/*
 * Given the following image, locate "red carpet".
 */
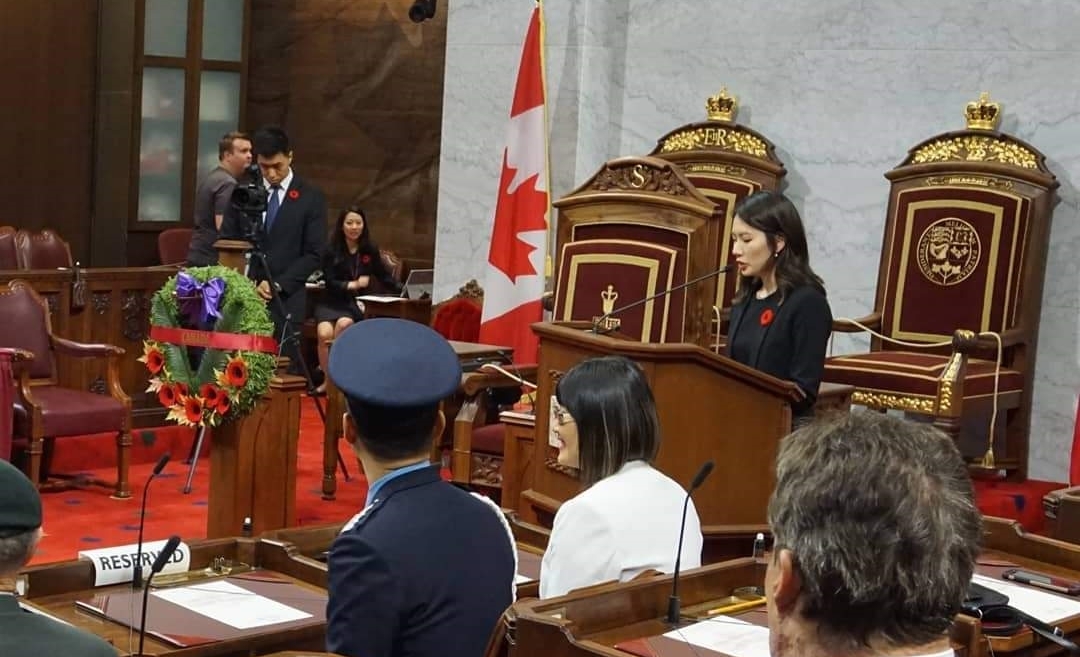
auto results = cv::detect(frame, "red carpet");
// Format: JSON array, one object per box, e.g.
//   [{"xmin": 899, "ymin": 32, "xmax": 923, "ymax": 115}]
[{"xmin": 30, "ymin": 397, "xmax": 378, "ymax": 565}]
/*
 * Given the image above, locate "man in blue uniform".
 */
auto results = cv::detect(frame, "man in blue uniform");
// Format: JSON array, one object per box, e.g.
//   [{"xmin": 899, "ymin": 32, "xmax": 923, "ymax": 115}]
[
  {"xmin": 0, "ymin": 460, "xmax": 116, "ymax": 656},
  {"xmin": 325, "ymin": 318, "xmax": 516, "ymax": 657}
]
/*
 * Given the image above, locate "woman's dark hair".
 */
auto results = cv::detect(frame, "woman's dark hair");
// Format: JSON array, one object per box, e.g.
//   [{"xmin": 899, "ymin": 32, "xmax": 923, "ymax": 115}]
[
  {"xmin": 328, "ymin": 205, "xmax": 374, "ymax": 263},
  {"xmin": 554, "ymin": 356, "xmax": 660, "ymax": 486},
  {"xmin": 731, "ymin": 190, "xmax": 826, "ymax": 305}
]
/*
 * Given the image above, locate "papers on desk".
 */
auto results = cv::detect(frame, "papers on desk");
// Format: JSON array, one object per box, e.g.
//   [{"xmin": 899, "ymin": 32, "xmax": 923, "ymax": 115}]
[
  {"xmin": 664, "ymin": 617, "xmax": 771, "ymax": 657},
  {"xmin": 972, "ymin": 574, "xmax": 1080, "ymax": 624},
  {"xmin": 151, "ymin": 580, "xmax": 312, "ymax": 630},
  {"xmin": 515, "ymin": 573, "xmax": 535, "ymax": 584},
  {"xmin": 356, "ymin": 294, "xmax": 407, "ymax": 303}
]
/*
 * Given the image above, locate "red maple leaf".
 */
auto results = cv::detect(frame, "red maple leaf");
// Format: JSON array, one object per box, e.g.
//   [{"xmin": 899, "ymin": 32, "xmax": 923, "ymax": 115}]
[{"xmin": 488, "ymin": 151, "xmax": 548, "ymax": 281}]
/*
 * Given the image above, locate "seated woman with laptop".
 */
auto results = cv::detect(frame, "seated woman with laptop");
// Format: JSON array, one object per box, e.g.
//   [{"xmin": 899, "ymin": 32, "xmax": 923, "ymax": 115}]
[{"xmin": 313, "ymin": 206, "xmax": 401, "ymax": 394}]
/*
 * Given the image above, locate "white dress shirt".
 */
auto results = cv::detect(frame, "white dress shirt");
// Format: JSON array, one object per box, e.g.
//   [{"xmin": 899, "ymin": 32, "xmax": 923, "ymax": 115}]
[
  {"xmin": 539, "ymin": 460, "xmax": 703, "ymax": 599},
  {"xmin": 262, "ymin": 168, "xmax": 294, "ymax": 226}
]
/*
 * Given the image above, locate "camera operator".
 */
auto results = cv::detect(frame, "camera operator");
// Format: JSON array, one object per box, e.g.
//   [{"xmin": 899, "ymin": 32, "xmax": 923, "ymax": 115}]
[
  {"xmin": 240, "ymin": 126, "xmax": 326, "ymax": 374},
  {"xmin": 186, "ymin": 131, "xmax": 252, "ymax": 266}
]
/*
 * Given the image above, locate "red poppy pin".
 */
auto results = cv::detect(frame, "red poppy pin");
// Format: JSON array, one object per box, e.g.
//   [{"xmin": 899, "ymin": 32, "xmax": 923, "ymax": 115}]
[
  {"xmin": 287, "ymin": 189, "xmax": 300, "ymax": 200},
  {"xmin": 759, "ymin": 308, "xmax": 775, "ymax": 327},
  {"xmin": 361, "ymin": 254, "xmax": 371, "ymax": 265}
]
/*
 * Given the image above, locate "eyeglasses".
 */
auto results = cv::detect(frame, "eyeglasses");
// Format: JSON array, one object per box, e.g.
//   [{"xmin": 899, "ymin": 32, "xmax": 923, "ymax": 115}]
[{"xmin": 553, "ymin": 405, "xmax": 575, "ymax": 426}]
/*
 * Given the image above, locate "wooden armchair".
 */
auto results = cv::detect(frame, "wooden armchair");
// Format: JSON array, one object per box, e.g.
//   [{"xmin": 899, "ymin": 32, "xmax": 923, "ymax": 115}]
[
  {"xmin": 822, "ymin": 93, "xmax": 1059, "ymax": 479},
  {"xmin": 0, "ymin": 280, "xmax": 132, "ymax": 498},
  {"xmin": 157, "ymin": 227, "xmax": 193, "ymax": 266}
]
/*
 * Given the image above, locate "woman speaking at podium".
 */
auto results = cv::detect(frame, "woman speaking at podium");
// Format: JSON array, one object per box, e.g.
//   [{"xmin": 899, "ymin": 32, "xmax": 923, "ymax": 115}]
[
  {"xmin": 539, "ymin": 356, "xmax": 703, "ymax": 599},
  {"xmin": 727, "ymin": 191, "xmax": 832, "ymax": 428}
]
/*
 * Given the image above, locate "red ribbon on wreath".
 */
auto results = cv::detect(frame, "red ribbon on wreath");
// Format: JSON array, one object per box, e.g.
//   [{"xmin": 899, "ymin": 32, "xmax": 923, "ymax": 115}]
[{"xmin": 149, "ymin": 326, "xmax": 279, "ymax": 353}]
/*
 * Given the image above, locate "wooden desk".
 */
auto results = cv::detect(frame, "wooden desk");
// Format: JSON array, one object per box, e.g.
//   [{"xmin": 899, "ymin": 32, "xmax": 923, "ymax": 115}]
[
  {"xmin": 361, "ymin": 297, "xmax": 432, "ymax": 324},
  {"xmin": 499, "ymin": 411, "xmax": 536, "ymax": 513},
  {"xmin": 259, "ymin": 514, "xmax": 547, "ymax": 599},
  {"xmin": 320, "ymin": 340, "xmax": 511, "ymax": 500},
  {"xmin": 19, "ymin": 536, "xmax": 329, "ymax": 657},
  {"xmin": 502, "ymin": 516, "xmax": 1080, "ymax": 657}
]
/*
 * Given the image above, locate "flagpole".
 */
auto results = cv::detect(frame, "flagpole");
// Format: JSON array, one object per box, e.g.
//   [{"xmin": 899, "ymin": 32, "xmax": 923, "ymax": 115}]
[{"xmin": 536, "ymin": 0, "xmax": 555, "ymax": 289}]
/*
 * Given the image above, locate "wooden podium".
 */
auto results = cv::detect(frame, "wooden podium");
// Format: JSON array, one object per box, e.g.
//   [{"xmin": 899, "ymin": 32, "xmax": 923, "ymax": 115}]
[
  {"xmin": 517, "ymin": 321, "xmax": 802, "ymax": 535},
  {"xmin": 207, "ymin": 373, "xmax": 307, "ymax": 538}
]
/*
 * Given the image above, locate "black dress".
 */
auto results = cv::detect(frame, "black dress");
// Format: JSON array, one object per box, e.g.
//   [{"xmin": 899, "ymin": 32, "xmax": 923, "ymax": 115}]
[
  {"xmin": 727, "ymin": 283, "xmax": 832, "ymax": 423},
  {"xmin": 314, "ymin": 243, "xmax": 400, "ymax": 324}
]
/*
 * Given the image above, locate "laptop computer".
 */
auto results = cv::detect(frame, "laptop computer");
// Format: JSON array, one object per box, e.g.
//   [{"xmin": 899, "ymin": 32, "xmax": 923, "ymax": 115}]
[{"xmin": 401, "ymin": 268, "xmax": 434, "ymax": 300}]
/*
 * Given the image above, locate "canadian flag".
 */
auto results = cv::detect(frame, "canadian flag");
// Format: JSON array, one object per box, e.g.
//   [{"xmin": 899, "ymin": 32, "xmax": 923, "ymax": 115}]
[{"xmin": 477, "ymin": 3, "xmax": 549, "ymax": 364}]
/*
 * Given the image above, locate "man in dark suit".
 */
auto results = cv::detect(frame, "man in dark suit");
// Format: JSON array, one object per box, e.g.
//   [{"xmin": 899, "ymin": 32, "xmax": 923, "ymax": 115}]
[
  {"xmin": 248, "ymin": 126, "xmax": 326, "ymax": 374},
  {"xmin": 325, "ymin": 318, "xmax": 517, "ymax": 657},
  {"xmin": 0, "ymin": 460, "xmax": 115, "ymax": 656}
]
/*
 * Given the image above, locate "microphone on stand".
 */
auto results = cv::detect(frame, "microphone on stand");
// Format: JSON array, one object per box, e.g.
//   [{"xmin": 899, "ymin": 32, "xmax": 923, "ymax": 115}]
[
  {"xmin": 137, "ymin": 535, "xmax": 182, "ymax": 657},
  {"xmin": 591, "ymin": 264, "xmax": 734, "ymax": 335},
  {"xmin": 133, "ymin": 453, "xmax": 171, "ymax": 589},
  {"xmin": 667, "ymin": 460, "xmax": 715, "ymax": 625}
]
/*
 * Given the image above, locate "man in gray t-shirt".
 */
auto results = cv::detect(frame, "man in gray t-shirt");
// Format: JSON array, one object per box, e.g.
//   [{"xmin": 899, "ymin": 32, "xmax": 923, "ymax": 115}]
[{"xmin": 185, "ymin": 131, "xmax": 252, "ymax": 266}]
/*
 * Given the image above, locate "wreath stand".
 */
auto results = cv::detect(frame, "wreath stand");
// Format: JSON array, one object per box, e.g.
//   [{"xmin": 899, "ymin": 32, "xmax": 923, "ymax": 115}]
[{"xmin": 198, "ymin": 239, "xmax": 308, "ymax": 538}]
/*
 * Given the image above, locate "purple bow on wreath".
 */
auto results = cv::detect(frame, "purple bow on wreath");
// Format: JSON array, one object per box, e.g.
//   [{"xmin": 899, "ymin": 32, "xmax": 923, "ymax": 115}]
[{"xmin": 176, "ymin": 272, "xmax": 226, "ymax": 327}]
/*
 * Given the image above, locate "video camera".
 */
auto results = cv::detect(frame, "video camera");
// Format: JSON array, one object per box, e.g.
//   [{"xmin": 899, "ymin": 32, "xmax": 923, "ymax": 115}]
[{"xmin": 231, "ymin": 163, "xmax": 268, "ymax": 216}]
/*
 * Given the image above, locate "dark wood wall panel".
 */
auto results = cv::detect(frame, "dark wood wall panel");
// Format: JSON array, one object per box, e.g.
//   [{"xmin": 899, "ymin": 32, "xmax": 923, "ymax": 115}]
[
  {"xmin": 0, "ymin": 0, "xmax": 99, "ymax": 264},
  {"xmin": 246, "ymin": 0, "xmax": 446, "ymax": 266}
]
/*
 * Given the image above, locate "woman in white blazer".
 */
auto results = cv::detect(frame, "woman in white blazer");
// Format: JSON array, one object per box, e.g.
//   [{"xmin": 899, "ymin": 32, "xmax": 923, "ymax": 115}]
[{"xmin": 539, "ymin": 356, "xmax": 704, "ymax": 599}]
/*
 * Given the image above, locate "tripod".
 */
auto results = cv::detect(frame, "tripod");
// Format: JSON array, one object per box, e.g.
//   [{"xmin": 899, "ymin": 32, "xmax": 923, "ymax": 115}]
[{"xmin": 182, "ymin": 234, "xmax": 352, "ymax": 493}]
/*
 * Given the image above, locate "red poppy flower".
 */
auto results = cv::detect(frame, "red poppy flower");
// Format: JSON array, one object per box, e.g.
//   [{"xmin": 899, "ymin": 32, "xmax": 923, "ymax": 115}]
[
  {"xmin": 216, "ymin": 395, "xmax": 231, "ymax": 415},
  {"xmin": 361, "ymin": 254, "xmax": 371, "ymax": 265},
  {"xmin": 158, "ymin": 383, "xmax": 178, "ymax": 407},
  {"xmin": 760, "ymin": 308, "xmax": 775, "ymax": 327},
  {"xmin": 226, "ymin": 357, "xmax": 248, "ymax": 387},
  {"xmin": 184, "ymin": 396, "xmax": 204, "ymax": 424},
  {"xmin": 145, "ymin": 348, "xmax": 164, "ymax": 375},
  {"xmin": 199, "ymin": 383, "xmax": 222, "ymax": 407},
  {"xmin": 287, "ymin": 189, "xmax": 300, "ymax": 200}
]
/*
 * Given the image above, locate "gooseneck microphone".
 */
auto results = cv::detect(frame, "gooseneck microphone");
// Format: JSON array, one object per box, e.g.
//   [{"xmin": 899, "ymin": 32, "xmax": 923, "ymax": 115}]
[
  {"xmin": 591, "ymin": 264, "xmax": 735, "ymax": 335},
  {"xmin": 133, "ymin": 452, "xmax": 171, "ymax": 589},
  {"xmin": 138, "ymin": 534, "xmax": 182, "ymax": 657},
  {"xmin": 667, "ymin": 460, "xmax": 715, "ymax": 625}
]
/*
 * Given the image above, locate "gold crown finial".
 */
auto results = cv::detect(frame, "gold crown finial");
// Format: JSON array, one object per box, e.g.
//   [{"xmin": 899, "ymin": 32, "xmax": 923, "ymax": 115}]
[
  {"xmin": 965, "ymin": 92, "xmax": 1001, "ymax": 131},
  {"xmin": 706, "ymin": 87, "xmax": 738, "ymax": 122}
]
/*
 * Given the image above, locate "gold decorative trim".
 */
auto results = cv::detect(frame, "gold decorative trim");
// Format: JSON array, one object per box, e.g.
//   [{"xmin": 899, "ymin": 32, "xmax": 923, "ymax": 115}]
[
  {"xmin": 684, "ymin": 163, "xmax": 748, "ymax": 177},
  {"xmin": 911, "ymin": 135, "xmax": 1036, "ymax": 169},
  {"xmin": 851, "ymin": 390, "xmax": 936, "ymax": 414},
  {"xmin": 659, "ymin": 126, "xmax": 768, "ymax": 159},
  {"xmin": 591, "ymin": 163, "xmax": 688, "ymax": 196},
  {"xmin": 965, "ymin": 92, "xmax": 1001, "ymax": 131},
  {"xmin": 924, "ymin": 176, "xmax": 1014, "ymax": 191},
  {"xmin": 937, "ymin": 350, "xmax": 965, "ymax": 414},
  {"xmin": 562, "ymin": 251, "xmax": 664, "ymax": 341}
]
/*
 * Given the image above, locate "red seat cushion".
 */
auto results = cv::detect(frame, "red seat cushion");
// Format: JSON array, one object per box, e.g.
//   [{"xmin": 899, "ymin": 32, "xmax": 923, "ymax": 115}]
[
  {"xmin": 471, "ymin": 422, "xmax": 505, "ymax": 455},
  {"xmin": 13, "ymin": 386, "xmax": 125, "ymax": 438},
  {"xmin": 824, "ymin": 351, "xmax": 1022, "ymax": 398},
  {"xmin": 432, "ymin": 298, "xmax": 481, "ymax": 342}
]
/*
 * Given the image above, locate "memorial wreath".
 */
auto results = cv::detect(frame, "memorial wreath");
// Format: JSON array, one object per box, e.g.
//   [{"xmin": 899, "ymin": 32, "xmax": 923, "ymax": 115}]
[{"xmin": 139, "ymin": 266, "xmax": 278, "ymax": 428}]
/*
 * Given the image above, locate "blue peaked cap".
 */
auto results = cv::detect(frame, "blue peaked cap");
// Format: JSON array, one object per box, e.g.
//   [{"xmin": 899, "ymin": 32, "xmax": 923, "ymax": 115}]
[{"xmin": 328, "ymin": 318, "xmax": 461, "ymax": 407}]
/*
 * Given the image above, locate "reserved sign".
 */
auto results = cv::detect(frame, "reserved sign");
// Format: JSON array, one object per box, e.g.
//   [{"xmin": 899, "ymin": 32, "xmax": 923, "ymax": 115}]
[{"xmin": 78, "ymin": 539, "xmax": 192, "ymax": 586}]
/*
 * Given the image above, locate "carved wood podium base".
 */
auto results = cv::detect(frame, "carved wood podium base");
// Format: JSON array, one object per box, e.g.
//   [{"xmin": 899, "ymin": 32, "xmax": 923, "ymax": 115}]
[{"xmin": 207, "ymin": 373, "xmax": 307, "ymax": 539}]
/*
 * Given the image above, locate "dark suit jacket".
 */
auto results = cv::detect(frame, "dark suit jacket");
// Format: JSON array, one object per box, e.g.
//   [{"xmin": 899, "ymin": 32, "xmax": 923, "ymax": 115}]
[
  {"xmin": 727, "ymin": 283, "xmax": 832, "ymax": 416},
  {"xmin": 326, "ymin": 465, "xmax": 516, "ymax": 657},
  {"xmin": 0, "ymin": 594, "xmax": 115, "ymax": 656},
  {"xmin": 245, "ymin": 174, "xmax": 327, "ymax": 323}
]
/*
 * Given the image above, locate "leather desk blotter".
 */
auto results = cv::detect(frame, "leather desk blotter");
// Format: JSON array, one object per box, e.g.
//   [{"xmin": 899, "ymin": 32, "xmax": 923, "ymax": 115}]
[{"xmin": 75, "ymin": 570, "xmax": 327, "ymax": 647}]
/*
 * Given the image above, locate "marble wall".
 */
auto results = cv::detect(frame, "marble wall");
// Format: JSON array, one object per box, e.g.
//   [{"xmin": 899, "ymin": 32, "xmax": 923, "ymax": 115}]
[{"xmin": 435, "ymin": 0, "xmax": 1080, "ymax": 482}]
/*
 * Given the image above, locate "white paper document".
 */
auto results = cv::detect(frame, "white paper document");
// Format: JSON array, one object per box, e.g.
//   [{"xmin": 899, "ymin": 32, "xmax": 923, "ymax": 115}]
[
  {"xmin": 515, "ymin": 573, "xmax": 535, "ymax": 584},
  {"xmin": 151, "ymin": 580, "xmax": 312, "ymax": 630},
  {"xmin": 664, "ymin": 617, "xmax": 771, "ymax": 657},
  {"xmin": 356, "ymin": 295, "xmax": 406, "ymax": 303},
  {"xmin": 972, "ymin": 574, "xmax": 1080, "ymax": 624}
]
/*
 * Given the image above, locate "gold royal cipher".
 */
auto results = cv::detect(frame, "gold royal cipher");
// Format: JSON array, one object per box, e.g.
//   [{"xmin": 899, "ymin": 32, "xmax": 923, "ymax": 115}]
[{"xmin": 593, "ymin": 284, "xmax": 621, "ymax": 332}]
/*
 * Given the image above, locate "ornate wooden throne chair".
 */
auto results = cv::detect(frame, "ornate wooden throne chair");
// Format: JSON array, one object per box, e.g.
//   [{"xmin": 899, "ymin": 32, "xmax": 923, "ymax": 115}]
[
  {"xmin": 649, "ymin": 87, "xmax": 787, "ymax": 343},
  {"xmin": 550, "ymin": 156, "xmax": 727, "ymax": 349},
  {"xmin": 823, "ymin": 93, "xmax": 1059, "ymax": 479}
]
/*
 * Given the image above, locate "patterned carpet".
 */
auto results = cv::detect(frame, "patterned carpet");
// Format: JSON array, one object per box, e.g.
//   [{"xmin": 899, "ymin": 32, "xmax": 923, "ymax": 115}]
[{"xmin": 30, "ymin": 397, "xmax": 375, "ymax": 565}]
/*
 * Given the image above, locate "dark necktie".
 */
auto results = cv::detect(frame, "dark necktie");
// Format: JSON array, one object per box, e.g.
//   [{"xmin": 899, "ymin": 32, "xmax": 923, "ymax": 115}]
[{"xmin": 265, "ymin": 184, "xmax": 282, "ymax": 232}]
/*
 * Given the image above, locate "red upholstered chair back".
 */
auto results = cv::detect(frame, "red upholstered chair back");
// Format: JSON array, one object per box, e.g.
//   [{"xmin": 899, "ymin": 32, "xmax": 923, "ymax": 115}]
[
  {"xmin": 431, "ymin": 280, "xmax": 484, "ymax": 342},
  {"xmin": 0, "ymin": 349, "xmax": 14, "ymax": 461},
  {"xmin": 0, "ymin": 281, "xmax": 56, "ymax": 381},
  {"xmin": 15, "ymin": 229, "xmax": 73, "ymax": 269},
  {"xmin": 158, "ymin": 228, "xmax": 193, "ymax": 266},
  {"xmin": 0, "ymin": 227, "xmax": 18, "ymax": 270}
]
